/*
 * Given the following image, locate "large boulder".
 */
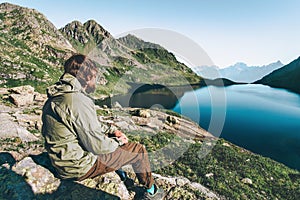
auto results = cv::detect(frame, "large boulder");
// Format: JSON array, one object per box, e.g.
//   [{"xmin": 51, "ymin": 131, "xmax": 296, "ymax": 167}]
[
  {"xmin": 9, "ymin": 85, "xmax": 35, "ymax": 107},
  {"xmin": 13, "ymin": 157, "xmax": 61, "ymax": 194},
  {"xmin": 0, "ymin": 154, "xmax": 122, "ymax": 200},
  {"xmin": 0, "ymin": 106, "xmax": 39, "ymax": 142}
]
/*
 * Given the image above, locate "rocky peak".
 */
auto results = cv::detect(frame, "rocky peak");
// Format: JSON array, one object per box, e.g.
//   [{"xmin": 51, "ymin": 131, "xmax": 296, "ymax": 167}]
[
  {"xmin": 60, "ymin": 19, "xmax": 111, "ymax": 46},
  {"xmin": 84, "ymin": 19, "xmax": 111, "ymax": 39},
  {"xmin": 65, "ymin": 20, "xmax": 83, "ymax": 30},
  {"xmin": 60, "ymin": 21, "xmax": 87, "ymax": 44}
]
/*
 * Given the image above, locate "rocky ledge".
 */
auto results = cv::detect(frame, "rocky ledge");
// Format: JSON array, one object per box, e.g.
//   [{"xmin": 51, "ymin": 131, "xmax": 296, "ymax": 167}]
[{"xmin": 0, "ymin": 85, "xmax": 222, "ymax": 200}]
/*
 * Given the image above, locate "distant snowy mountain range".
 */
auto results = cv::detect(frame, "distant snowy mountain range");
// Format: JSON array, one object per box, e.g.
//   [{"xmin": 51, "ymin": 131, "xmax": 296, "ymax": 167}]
[{"xmin": 192, "ymin": 61, "xmax": 284, "ymax": 83}]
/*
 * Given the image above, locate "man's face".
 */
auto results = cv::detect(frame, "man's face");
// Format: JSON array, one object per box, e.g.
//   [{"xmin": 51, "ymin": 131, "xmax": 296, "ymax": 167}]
[{"xmin": 85, "ymin": 71, "xmax": 97, "ymax": 94}]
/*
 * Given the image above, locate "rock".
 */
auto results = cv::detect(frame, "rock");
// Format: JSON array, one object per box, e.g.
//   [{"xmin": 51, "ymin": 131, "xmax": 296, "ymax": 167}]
[
  {"xmin": 7, "ymin": 85, "xmax": 36, "ymax": 107},
  {"xmin": 138, "ymin": 109, "xmax": 151, "ymax": 118},
  {"xmin": 1, "ymin": 154, "xmax": 125, "ymax": 199},
  {"xmin": 190, "ymin": 182, "xmax": 221, "ymax": 200},
  {"xmin": 34, "ymin": 92, "xmax": 47, "ymax": 103},
  {"xmin": 92, "ymin": 172, "xmax": 131, "ymax": 200},
  {"xmin": 98, "ymin": 76, "xmax": 108, "ymax": 85},
  {"xmin": 145, "ymin": 122, "xmax": 160, "ymax": 130},
  {"xmin": 12, "ymin": 157, "xmax": 61, "ymax": 194},
  {"xmin": 151, "ymin": 173, "xmax": 221, "ymax": 200},
  {"xmin": 14, "ymin": 72, "xmax": 27, "ymax": 80},
  {"xmin": 166, "ymin": 186, "xmax": 198, "ymax": 200},
  {"xmin": 131, "ymin": 109, "xmax": 151, "ymax": 118},
  {"xmin": 15, "ymin": 127, "xmax": 39, "ymax": 142},
  {"xmin": 176, "ymin": 177, "xmax": 190, "ymax": 186},
  {"xmin": 9, "ymin": 85, "xmax": 35, "ymax": 95},
  {"xmin": 12, "ymin": 111, "xmax": 42, "ymax": 131},
  {"xmin": 112, "ymin": 101, "xmax": 123, "ymax": 109},
  {"xmin": 166, "ymin": 115, "xmax": 178, "ymax": 125},
  {"xmin": 152, "ymin": 173, "xmax": 177, "ymax": 185},
  {"xmin": 9, "ymin": 93, "xmax": 35, "ymax": 107},
  {"xmin": 205, "ymin": 173, "xmax": 214, "ymax": 178},
  {"xmin": 114, "ymin": 120, "xmax": 137, "ymax": 132},
  {"xmin": 222, "ymin": 142, "xmax": 231, "ymax": 147},
  {"xmin": 0, "ymin": 165, "xmax": 35, "ymax": 199},
  {"xmin": 9, "ymin": 151, "xmax": 24, "ymax": 161},
  {"xmin": 0, "ymin": 112, "xmax": 39, "ymax": 142},
  {"xmin": 241, "ymin": 178, "xmax": 253, "ymax": 185},
  {"xmin": 0, "ymin": 88, "xmax": 8, "ymax": 95}
]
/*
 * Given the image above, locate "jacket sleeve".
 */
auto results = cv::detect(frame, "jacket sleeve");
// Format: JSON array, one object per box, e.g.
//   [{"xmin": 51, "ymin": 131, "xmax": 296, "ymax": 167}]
[{"xmin": 71, "ymin": 94, "xmax": 120, "ymax": 155}]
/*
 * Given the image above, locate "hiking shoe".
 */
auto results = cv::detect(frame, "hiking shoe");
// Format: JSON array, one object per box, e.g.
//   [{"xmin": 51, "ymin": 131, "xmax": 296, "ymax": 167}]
[
  {"xmin": 141, "ymin": 185, "xmax": 165, "ymax": 200},
  {"xmin": 123, "ymin": 177, "xmax": 135, "ymax": 189}
]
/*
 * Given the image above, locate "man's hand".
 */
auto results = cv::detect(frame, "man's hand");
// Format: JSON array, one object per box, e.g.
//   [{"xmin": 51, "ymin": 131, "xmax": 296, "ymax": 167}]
[{"xmin": 114, "ymin": 130, "xmax": 128, "ymax": 144}]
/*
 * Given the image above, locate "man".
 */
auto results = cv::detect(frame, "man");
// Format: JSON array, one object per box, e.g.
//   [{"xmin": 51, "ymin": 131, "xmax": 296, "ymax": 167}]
[{"xmin": 42, "ymin": 54, "xmax": 165, "ymax": 199}]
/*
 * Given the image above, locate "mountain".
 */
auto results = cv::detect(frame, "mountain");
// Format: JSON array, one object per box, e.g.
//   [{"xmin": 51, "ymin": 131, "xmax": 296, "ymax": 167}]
[
  {"xmin": 0, "ymin": 3, "xmax": 74, "ymax": 92},
  {"xmin": 117, "ymin": 34, "xmax": 163, "ymax": 50},
  {"xmin": 0, "ymin": 2, "xmax": 201, "ymax": 96},
  {"xmin": 256, "ymin": 57, "xmax": 300, "ymax": 93},
  {"xmin": 59, "ymin": 20, "xmax": 112, "ymax": 55},
  {"xmin": 194, "ymin": 61, "xmax": 283, "ymax": 83},
  {"xmin": 60, "ymin": 22, "xmax": 201, "ymax": 96}
]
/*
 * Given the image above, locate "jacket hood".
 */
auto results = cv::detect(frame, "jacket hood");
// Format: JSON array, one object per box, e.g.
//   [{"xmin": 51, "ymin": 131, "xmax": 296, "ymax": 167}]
[{"xmin": 46, "ymin": 73, "xmax": 83, "ymax": 98}]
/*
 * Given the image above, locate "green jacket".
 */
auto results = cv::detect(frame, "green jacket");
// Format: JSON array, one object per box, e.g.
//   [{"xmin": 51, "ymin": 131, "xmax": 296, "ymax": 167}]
[{"xmin": 42, "ymin": 73, "xmax": 119, "ymax": 179}]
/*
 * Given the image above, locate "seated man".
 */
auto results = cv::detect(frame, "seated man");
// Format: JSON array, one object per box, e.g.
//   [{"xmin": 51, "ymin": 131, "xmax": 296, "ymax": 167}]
[{"xmin": 42, "ymin": 54, "xmax": 165, "ymax": 200}]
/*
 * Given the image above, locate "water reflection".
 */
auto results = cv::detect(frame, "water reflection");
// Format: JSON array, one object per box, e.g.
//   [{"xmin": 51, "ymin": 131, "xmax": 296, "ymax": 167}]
[
  {"xmin": 97, "ymin": 83, "xmax": 199, "ymax": 109},
  {"xmin": 97, "ymin": 83, "xmax": 300, "ymax": 170}
]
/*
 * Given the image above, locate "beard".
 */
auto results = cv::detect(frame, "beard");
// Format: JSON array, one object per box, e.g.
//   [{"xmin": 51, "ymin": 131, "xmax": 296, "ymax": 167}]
[{"xmin": 85, "ymin": 84, "xmax": 96, "ymax": 94}]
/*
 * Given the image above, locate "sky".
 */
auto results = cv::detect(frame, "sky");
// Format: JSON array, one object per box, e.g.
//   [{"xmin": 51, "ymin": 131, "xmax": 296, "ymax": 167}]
[{"xmin": 1, "ymin": 0, "xmax": 300, "ymax": 68}]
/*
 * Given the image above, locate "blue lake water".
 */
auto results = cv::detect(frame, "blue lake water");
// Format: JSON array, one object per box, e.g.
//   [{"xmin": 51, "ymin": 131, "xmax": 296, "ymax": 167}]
[{"xmin": 172, "ymin": 84, "xmax": 300, "ymax": 170}]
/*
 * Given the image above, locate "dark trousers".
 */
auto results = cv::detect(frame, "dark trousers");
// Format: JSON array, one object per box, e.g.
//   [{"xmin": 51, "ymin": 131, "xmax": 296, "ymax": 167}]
[{"xmin": 78, "ymin": 142, "xmax": 154, "ymax": 189}]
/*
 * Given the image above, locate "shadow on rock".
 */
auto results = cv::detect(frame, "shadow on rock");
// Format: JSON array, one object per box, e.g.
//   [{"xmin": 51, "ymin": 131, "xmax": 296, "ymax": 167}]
[
  {"xmin": 0, "ymin": 152, "xmax": 16, "ymax": 169},
  {"xmin": 0, "ymin": 152, "xmax": 120, "ymax": 200},
  {"xmin": 40, "ymin": 179, "xmax": 121, "ymax": 200},
  {"xmin": 30, "ymin": 152, "xmax": 58, "ymax": 177},
  {"xmin": 0, "ymin": 152, "xmax": 35, "ymax": 199}
]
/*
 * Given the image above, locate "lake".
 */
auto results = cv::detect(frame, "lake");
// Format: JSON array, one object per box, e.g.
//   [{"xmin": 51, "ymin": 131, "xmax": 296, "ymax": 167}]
[
  {"xmin": 102, "ymin": 83, "xmax": 300, "ymax": 170},
  {"xmin": 172, "ymin": 84, "xmax": 300, "ymax": 170}
]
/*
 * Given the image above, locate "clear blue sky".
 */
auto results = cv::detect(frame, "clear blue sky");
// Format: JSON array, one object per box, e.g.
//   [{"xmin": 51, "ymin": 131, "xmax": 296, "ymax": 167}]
[{"xmin": 1, "ymin": 0, "xmax": 300, "ymax": 68}]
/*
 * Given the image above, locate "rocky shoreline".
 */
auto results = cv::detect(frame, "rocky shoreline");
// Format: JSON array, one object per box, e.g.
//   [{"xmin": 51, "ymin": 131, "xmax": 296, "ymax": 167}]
[{"xmin": 0, "ymin": 85, "xmax": 222, "ymax": 200}]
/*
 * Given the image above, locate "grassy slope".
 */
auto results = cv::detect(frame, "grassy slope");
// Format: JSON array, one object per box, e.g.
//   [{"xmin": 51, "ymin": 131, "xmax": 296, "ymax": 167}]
[
  {"xmin": 257, "ymin": 57, "xmax": 300, "ymax": 93},
  {"xmin": 60, "ymin": 25, "xmax": 202, "ymax": 96},
  {"xmin": 127, "ymin": 131, "xmax": 300, "ymax": 199},
  {"xmin": 0, "ymin": 4, "xmax": 70, "ymax": 93}
]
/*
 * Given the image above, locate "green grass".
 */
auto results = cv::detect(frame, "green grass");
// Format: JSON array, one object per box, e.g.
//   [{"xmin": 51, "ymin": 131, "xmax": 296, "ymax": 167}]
[
  {"xmin": 0, "ymin": 137, "xmax": 44, "ymax": 152},
  {"xmin": 163, "ymin": 139, "xmax": 300, "ymax": 199},
  {"xmin": 126, "ymin": 131, "xmax": 300, "ymax": 199},
  {"xmin": 22, "ymin": 107, "xmax": 39, "ymax": 115},
  {"xmin": 96, "ymin": 109, "xmax": 110, "ymax": 116},
  {"xmin": 9, "ymin": 38, "xmax": 31, "ymax": 52},
  {"xmin": 0, "ymin": 12, "xmax": 5, "ymax": 20},
  {"xmin": 3, "ymin": 79, "xmax": 49, "ymax": 94}
]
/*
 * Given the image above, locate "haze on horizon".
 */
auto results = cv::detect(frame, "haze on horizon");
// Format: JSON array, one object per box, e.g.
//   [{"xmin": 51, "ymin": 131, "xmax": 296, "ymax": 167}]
[{"xmin": 1, "ymin": 0, "xmax": 300, "ymax": 68}]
